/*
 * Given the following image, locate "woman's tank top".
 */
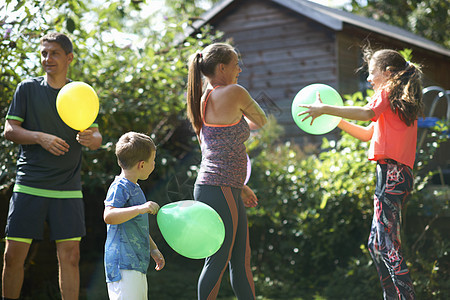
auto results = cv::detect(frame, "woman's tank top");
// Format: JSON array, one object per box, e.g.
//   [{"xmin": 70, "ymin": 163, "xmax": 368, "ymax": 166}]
[{"xmin": 195, "ymin": 87, "xmax": 250, "ymax": 189}]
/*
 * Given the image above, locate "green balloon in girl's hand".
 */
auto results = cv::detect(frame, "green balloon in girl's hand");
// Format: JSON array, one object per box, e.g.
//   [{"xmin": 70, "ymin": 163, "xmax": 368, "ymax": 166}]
[
  {"xmin": 291, "ymin": 83, "xmax": 343, "ymax": 135},
  {"xmin": 157, "ymin": 200, "xmax": 225, "ymax": 259}
]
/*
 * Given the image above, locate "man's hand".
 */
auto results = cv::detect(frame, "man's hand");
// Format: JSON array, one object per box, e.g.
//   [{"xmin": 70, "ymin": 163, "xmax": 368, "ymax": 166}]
[
  {"xmin": 76, "ymin": 129, "xmax": 99, "ymax": 149},
  {"xmin": 38, "ymin": 132, "xmax": 70, "ymax": 156}
]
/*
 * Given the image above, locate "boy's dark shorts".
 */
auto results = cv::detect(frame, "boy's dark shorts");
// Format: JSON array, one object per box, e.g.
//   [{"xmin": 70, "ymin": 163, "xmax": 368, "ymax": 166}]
[{"xmin": 5, "ymin": 192, "xmax": 86, "ymax": 241}]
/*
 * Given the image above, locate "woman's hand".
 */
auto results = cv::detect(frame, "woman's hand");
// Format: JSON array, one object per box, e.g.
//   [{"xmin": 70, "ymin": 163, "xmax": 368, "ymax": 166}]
[{"xmin": 241, "ymin": 185, "xmax": 258, "ymax": 207}]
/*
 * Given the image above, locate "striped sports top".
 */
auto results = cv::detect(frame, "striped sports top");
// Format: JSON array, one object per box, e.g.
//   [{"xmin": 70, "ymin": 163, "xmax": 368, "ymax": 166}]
[{"xmin": 195, "ymin": 86, "xmax": 250, "ymax": 189}]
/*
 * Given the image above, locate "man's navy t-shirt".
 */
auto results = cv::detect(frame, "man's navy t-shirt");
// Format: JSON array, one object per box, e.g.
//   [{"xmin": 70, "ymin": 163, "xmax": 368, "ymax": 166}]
[{"xmin": 6, "ymin": 76, "xmax": 88, "ymax": 197}]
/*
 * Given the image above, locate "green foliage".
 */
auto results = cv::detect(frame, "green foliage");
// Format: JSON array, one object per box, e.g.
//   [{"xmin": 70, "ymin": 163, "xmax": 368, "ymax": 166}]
[
  {"xmin": 406, "ymin": 119, "xmax": 450, "ymax": 299},
  {"xmin": 1, "ymin": 1, "xmax": 449, "ymax": 299},
  {"xmin": 1, "ymin": 0, "xmax": 47, "ymax": 185},
  {"xmin": 399, "ymin": 48, "xmax": 413, "ymax": 61},
  {"xmin": 0, "ymin": 0, "xmax": 221, "ymax": 192},
  {"xmin": 349, "ymin": 0, "xmax": 450, "ymax": 48},
  {"xmin": 246, "ymin": 119, "xmax": 375, "ymax": 297},
  {"xmin": 164, "ymin": 0, "xmax": 221, "ymax": 21}
]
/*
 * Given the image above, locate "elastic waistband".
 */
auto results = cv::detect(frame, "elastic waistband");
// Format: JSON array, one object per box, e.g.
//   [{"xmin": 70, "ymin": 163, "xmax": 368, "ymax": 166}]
[
  {"xmin": 13, "ymin": 184, "xmax": 83, "ymax": 198},
  {"xmin": 378, "ymin": 159, "xmax": 398, "ymax": 165},
  {"xmin": 378, "ymin": 159, "xmax": 412, "ymax": 172}
]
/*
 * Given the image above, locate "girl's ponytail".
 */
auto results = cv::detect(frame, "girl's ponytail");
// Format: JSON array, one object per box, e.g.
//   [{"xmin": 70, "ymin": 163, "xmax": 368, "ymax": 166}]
[{"xmin": 390, "ymin": 60, "xmax": 424, "ymax": 126}]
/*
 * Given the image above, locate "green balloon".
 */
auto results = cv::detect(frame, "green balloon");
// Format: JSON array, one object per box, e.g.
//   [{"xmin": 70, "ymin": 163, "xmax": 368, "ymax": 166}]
[
  {"xmin": 291, "ymin": 83, "xmax": 343, "ymax": 135},
  {"xmin": 157, "ymin": 200, "xmax": 225, "ymax": 259}
]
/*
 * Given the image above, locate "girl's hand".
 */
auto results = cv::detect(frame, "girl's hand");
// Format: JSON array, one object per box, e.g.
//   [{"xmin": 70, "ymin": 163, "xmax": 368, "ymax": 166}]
[
  {"xmin": 151, "ymin": 249, "xmax": 165, "ymax": 271},
  {"xmin": 297, "ymin": 92, "xmax": 325, "ymax": 125},
  {"xmin": 241, "ymin": 185, "xmax": 258, "ymax": 207}
]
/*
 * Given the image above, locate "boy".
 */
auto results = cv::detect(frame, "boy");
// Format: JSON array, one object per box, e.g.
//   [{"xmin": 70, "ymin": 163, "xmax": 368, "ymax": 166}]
[{"xmin": 104, "ymin": 132, "xmax": 165, "ymax": 300}]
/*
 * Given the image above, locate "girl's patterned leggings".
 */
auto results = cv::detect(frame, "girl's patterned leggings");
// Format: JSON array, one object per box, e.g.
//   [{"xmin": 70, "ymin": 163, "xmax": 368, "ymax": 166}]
[{"xmin": 368, "ymin": 160, "xmax": 415, "ymax": 300}]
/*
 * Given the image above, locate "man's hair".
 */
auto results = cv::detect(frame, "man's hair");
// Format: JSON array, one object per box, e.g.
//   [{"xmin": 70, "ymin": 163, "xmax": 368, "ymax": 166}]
[
  {"xmin": 40, "ymin": 32, "xmax": 73, "ymax": 54},
  {"xmin": 115, "ymin": 132, "xmax": 156, "ymax": 170}
]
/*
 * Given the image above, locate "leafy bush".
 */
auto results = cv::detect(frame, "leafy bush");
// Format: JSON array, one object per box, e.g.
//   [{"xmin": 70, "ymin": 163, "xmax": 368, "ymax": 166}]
[
  {"xmin": 246, "ymin": 121, "xmax": 375, "ymax": 298},
  {"xmin": 2, "ymin": 2, "xmax": 448, "ymax": 298},
  {"xmin": 0, "ymin": 0, "xmax": 221, "ymax": 194},
  {"xmin": 405, "ymin": 119, "xmax": 449, "ymax": 299}
]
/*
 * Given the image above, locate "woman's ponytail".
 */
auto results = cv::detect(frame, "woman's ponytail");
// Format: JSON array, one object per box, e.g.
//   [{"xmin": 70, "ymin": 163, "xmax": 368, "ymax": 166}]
[{"xmin": 187, "ymin": 52, "xmax": 204, "ymax": 137}]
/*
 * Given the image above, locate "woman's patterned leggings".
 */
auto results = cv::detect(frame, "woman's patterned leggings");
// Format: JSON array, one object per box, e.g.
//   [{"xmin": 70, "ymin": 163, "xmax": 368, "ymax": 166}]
[
  {"xmin": 368, "ymin": 161, "xmax": 415, "ymax": 300},
  {"xmin": 194, "ymin": 185, "xmax": 255, "ymax": 300}
]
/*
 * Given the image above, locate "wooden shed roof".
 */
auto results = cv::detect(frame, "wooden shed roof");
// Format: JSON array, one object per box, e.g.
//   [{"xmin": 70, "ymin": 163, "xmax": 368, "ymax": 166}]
[{"xmin": 191, "ymin": 0, "xmax": 450, "ymax": 58}]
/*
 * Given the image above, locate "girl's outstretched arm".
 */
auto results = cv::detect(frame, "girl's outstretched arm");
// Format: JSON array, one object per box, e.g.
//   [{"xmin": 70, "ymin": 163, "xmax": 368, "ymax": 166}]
[{"xmin": 298, "ymin": 92, "xmax": 375, "ymax": 124}]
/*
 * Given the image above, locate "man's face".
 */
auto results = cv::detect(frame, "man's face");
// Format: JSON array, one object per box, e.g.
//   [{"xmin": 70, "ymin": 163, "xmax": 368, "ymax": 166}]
[{"xmin": 40, "ymin": 41, "xmax": 73, "ymax": 77}]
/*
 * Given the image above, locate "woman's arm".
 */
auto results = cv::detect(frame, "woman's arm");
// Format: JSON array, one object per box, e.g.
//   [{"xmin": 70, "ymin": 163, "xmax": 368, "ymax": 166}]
[{"xmin": 234, "ymin": 85, "xmax": 268, "ymax": 129}]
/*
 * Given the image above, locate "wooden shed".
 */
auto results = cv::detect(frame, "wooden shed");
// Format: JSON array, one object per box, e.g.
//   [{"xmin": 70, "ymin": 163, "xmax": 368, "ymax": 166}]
[{"xmin": 190, "ymin": 0, "xmax": 450, "ymax": 146}]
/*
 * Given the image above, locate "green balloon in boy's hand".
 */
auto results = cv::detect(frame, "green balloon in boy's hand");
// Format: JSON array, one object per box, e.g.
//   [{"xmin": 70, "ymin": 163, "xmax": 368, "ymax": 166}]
[
  {"xmin": 157, "ymin": 200, "xmax": 225, "ymax": 259},
  {"xmin": 292, "ymin": 83, "xmax": 343, "ymax": 135}
]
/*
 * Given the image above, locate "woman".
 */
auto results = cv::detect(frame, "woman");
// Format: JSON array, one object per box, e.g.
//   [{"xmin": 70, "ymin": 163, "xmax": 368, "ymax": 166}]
[{"xmin": 186, "ymin": 43, "xmax": 267, "ymax": 300}]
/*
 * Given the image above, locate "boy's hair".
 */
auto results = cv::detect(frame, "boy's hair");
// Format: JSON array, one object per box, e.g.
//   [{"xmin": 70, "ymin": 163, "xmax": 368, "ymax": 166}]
[
  {"xmin": 362, "ymin": 47, "xmax": 424, "ymax": 126},
  {"xmin": 40, "ymin": 32, "xmax": 73, "ymax": 54},
  {"xmin": 115, "ymin": 132, "xmax": 156, "ymax": 170}
]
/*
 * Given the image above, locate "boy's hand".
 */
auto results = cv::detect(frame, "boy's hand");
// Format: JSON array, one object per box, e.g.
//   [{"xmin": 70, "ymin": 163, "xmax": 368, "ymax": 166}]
[
  {"xmin": 151, "ymin": 249, "xmax": 165, "ymax": 271},
  {"xmin": 139, "ymin": 201, "xmax": 160, "ymax": 215}
]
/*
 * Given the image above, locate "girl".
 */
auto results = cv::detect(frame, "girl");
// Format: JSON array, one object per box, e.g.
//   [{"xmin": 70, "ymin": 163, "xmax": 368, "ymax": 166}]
[
  {"xmin": 186, "ymin": 43, "xmax": 267, "ymax": 300},
  {"xmin": 298, "ymin": 48, "xmax": 423, "ymax": 300}
]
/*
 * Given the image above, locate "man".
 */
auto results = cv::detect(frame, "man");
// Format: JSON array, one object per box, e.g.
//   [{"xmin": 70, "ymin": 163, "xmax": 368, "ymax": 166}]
[{"xmin": 2, "ymin": 32, "xmax": 102, "ymax": 300}]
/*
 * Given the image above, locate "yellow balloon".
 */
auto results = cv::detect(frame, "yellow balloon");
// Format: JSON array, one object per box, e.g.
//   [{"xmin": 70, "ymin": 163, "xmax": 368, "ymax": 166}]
[{"xmin": 56, "ymin": 81, "xmax": 99, "ymax": 131}]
